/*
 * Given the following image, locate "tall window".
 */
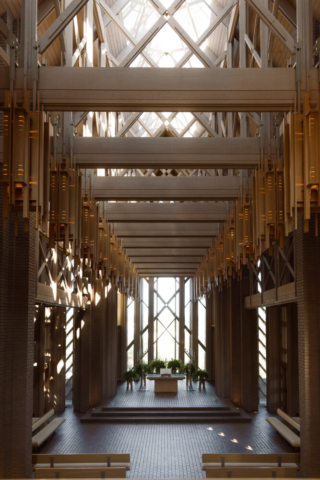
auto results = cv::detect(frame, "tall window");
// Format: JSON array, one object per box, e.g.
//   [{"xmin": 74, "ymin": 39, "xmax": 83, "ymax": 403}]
[
  {"xmin": 258, "ymin": 307, "xmax": 267, "ymax": 403},
  {"xmin": 198, "ymin": 296, "xmax": 206, "ymax": 369},
  {"xmin": 154, "ymin": 277, "xmax": 179, "ymax": 361},
  {"xmin": 257, "ymin": 260, "xmax": 267, "ymax": 403},
  {"xmin": 126, "ymin": 297, "xmax": 135, "ymax": 369},
  {"xmin": 140, "ymin": 278, "xmax": 149, "ymax": 361},
  {"xmin": 65, "ymin": 307, "xmax": 74, "ymax": 400},
  {"xmin": 184, "ymin": 277, "xmax": 192, "ymax": 363}
]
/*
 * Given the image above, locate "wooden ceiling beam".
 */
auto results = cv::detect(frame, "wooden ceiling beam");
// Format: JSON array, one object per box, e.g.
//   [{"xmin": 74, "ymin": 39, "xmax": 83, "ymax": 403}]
[
  {"xmin": 121, "ymin": 238, "xmax": 212, "ymax": 248},
  {"xmin": 92, "ymin": 176, "xmax": 249, "ymax": 201},
  {"xmin": 103, "ymin": 201, "xmax": 228, "ymax": 223},
  {"xmin": 74, "ymin": 137, "xmax": 259, "ymax": 168},
  {"xmin": 125, "ymin": 248, "xmax": 207, "ymax": 256},
  {"xmin": 3, "ymin": 67, "xmax": 318, "ymax": 111},
  {"xmin": 128, "ymin": 257, "xmax": 203, "ymax": 263}
]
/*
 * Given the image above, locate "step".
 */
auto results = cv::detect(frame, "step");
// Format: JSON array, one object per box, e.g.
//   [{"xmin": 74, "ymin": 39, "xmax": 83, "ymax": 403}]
[
  {"xmin": 81, "ymin": 415, "xmax": 251, "ymax": 424},
  {"xmin": 92, "ymin": 410, "xmax": 240, "ymax": 418},
  {"xmin": 102, "ymin": 406, "xmax": 230, "ymax": 412}
]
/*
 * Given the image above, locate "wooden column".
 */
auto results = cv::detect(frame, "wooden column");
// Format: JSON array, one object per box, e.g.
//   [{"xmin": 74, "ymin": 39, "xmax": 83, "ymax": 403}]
[
  {"xmin": 148, "ymin": 278, "xmax": 154, "ymax": 363},
  {"xmin": 105, "ymin": 287, "xmax": 118, "ymax": 398},
  {"xmin": 230, "ymin": 279, "xmax": 242, "ymax": 406},
  {"xmin": 206, "ymin": 292, "xmax": 213, "ymax": 380},
  {"xmin": 73, "ymin": 306, "xmax": 91, "ymax": 413},
  {"xmin": 134, "ymin": 297, "xmax": 140, "ymax": 363},
  {"xmin": 192, "ymin": 297, "xmax": 198, "ymax": 368},
  {"xmin": 296, "ymin": 213, "xmax": 320, "ymax": 477},
  {"xmin": 90, "ymin": 279, "xmax": 103, "ymax": 406},
  {"xmin": 266, "ymin": 306, "xmax": 281, "ymax": 413},
  {"xmin": 286, "ymin": 303, "xmax": 299, "ymax": 417},
  {"xmin": 33, "ymin": 305, "xmax": 45, "ymax": 417},
  {"xmin": 117, "ymin": 292, "xmax": 127, "ymax": 377},
  {"xmin": 179, "ymin": 277, "xmax": 185, "ymax": 363}
]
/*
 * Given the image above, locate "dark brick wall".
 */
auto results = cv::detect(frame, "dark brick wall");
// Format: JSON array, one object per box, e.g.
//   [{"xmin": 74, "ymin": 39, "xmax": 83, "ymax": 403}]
[
  {"xmin": 0, "ymin": 173, "xmax": 36, "ymax": 478},
  {"xmin": 230, "ymin": 279, "xmax": 242, "ymax": 406},
  {"xmin": 213, "ymin": 270, "xmax": 258, "ymax": 413},
  {"xmin": 266, "ymin": 306, "xmax": 281, "ymax": 413},
  {"xmin": 296, "ymin": 213, "xmax": 320, "ymax": 477}
]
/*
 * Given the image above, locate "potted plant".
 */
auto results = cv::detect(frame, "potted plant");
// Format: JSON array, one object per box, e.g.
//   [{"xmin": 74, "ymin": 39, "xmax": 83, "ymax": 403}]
[
  {"xmin": 122, "ymin": 369, "xmax": 139, "ymax": 390},
  {"xmin": 183, "ymin": 361, "xmax": 196, "ymax": 386},
  {"xmin": 149, "ymin": 359, "xmax": 166, "ymax": 374},
  {"xmin": 134, "ymin": 362, "xmax": 150, "ymax": 387},
  {"xmin": 194, "ymin": 368, "xmax": 209, "ymax": 390},
  {"xmin": 167, "ymin": 358, "xmax": 182, "ymax": 374}
]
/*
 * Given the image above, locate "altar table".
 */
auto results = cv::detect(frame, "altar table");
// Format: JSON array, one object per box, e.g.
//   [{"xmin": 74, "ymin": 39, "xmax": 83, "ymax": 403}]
[{"xmin": 147, "ymin": 374, "xmax": 185, "ymax": 393}]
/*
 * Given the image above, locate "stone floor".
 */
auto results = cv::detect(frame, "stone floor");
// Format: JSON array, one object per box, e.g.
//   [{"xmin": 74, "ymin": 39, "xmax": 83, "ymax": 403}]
[{"xmin": 38, "ymin": 381, "xmax": 295, "ymax": 479}]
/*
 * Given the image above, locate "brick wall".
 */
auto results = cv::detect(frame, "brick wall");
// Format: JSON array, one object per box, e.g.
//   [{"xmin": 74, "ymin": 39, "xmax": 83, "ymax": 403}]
[
  {"xmin": 297, "ymin": 213, "xmax": 320, "ymax": 477},
  {"xmin": 0, "ymin": 172, "xmax": 36, "ymax": 478}
]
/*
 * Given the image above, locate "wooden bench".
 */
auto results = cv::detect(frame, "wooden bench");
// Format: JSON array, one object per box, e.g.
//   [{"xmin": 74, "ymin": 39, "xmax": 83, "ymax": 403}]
[
  {"xmin": 32, "ymin": 454, "xmax": 130, "ymax": 471},
  {"xmin": 202, "ymin": 453, "xmax": 300, "ymax": 478},
  {"xmin": 34, "ymin": 467, "xmax": 126, "ymax": 478},
  {"xmin": 277, "ymin": 409, "xmax": 300, "ymax": 432},
  {"xmin": 266, "ymin": 417, "xmax": 300, "ymax": 447},
  {"xmin": 32, "ymin": 409, "xmax": 55, "ymax": 432},
  {"xmin": 206, "ymin": 467, "xmax": 298, "ymax": 478},
  {"xmin": 32, "ymin": 418, "xmax": 65, "ymax": 448}
]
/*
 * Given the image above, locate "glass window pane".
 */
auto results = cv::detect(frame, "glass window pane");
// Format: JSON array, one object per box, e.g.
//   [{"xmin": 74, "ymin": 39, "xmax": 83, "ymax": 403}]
[
  {"xmin": 157, "ymin": 308, "xmax": 175, "ymax": 329},
  {"xmin": 141, "ymin": 302, "xmax": 149, "ymax": 330},
  {"xmin": 185, "ymin": 301, "xmax": 191, "ymax": 330},
  {"xmin": 141, "ymin": 329, "xmax": 148, "ymax": 357},
  {"xmin": 127, "ymin": 299, "xmax": 135, "ymax": 346},
  {"xmin": 127, "ymin": 345, "xmax": 134, "ymax": 370},
  {"xmin": 157, "ymin": 277, "xmax": 176, "ymax": 303},
  {"xmin": 198, "ymin": 343, "xmax": 206, "ymax": 370},
  {"xmin": 142, "ymin": 278, "xmax": 149, "ymax": 307},
  {"xmin": 157, "ymin": 331, "xmax": 175, "ymax": 362},
  {"xmin": 198, "ymin": 297, "xmax": 206, "ymax": 347},
  {"xmin": 185, "ymin": 278, "xmax": 191, "ymax": 305},
  {"xmin": 184, "ymin": 329, "xmax": 191, "ymax": 356}
]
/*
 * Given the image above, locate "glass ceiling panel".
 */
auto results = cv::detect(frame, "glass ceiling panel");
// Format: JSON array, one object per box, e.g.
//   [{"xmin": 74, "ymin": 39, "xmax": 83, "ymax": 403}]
[
  {"xmin": 122, "ymin": 0, "xmax": 160, "ymax": 40},
  {"xmin": 182, "ymin": 54, "xmax": 205, "ymax": 68},
  {"xmin": 144, "ymin": 23, "xmax": 190, "ymax": 66},
  {"xmin": 130, "ymin": 54, "xmax": 151, "ymax": 68},
  {"xmin": 174, "ymin": 0, "xmax": 212, "ymax": 42}
]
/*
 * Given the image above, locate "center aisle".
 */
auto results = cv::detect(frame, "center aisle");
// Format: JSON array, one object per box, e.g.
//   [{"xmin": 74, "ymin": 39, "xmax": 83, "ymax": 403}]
[{"xmin": 38, "ymin": 382, "xmax": 295, "ymax": 478}]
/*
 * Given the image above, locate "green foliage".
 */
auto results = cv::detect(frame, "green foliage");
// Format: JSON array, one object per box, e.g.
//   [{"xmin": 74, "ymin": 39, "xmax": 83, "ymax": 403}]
[
  {"xmin": 167, "ymin": 359, "xmax": 182, "ymax": 372},
  {"xmin": 149, "ymin": 358, "xmax": 166, "ymax": 373},
  {"xmin": 182, "ymin": 361, "xmax": 196, "ymax": 374},
  {"xmin": 134, "ymin": 362, "xmax": 151, "ymax": 377},
  {"xmin": 193, "ymin": 368, "xmax": 209, "ymax": 381},
  {"xmin": 122, "ymin": 369, "xmax": 139, "ymax": 382}
]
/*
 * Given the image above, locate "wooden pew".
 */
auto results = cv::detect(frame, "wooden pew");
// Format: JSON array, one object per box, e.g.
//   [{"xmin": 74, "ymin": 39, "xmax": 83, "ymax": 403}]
[
  {"xmin": 206, "ymin": 467, "xmax": 298, "ymax": 477},
  {"xmin": 202, "ymin": 453, "xmax": 300, "ymax": 478},
  {"xmin": 32, "ymin": 418, "xmax": 65, "ymax": 448},
  {"xmin": 266, "ymin": 417, "xmax": 300, "ymax": 447},
  {"xmin": 277, "ymin": 409, "xmax": 300, "ymax": 432},
  {"xmin": 32, "ymin": 453, "xmax": 130, "ymax": 470},
  {"xmin": 32, "ymin": 409, "xmax": 55, "ymax": 432},
  {"xmin": 34, "ymin": 467, "xmax": 127, "ymax": 478}
]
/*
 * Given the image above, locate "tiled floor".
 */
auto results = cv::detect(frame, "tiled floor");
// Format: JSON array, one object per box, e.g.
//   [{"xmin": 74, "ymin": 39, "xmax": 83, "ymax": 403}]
[
  {"xmin": 38, "ymin": 381, "xmax": 295, "ymax": 479},
  {"xmin": 104, "ymin": 378, "xmax": 224, "ymax": 408}
]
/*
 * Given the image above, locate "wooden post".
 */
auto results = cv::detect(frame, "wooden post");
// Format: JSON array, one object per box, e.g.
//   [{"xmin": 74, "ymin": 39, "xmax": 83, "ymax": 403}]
[
  {"xmin": 179, "ymin": 277, "xmax": 185, "ymax": 364},
  {"xmin": 148, "ymin": 278, "xmax": 154, "ymax": 363}
]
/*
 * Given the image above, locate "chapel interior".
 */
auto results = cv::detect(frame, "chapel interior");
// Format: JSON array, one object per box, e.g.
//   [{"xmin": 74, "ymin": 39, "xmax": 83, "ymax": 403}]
[{"xmin": 0, "ymin": 0, "xmax": 320, "ymax": 479}]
